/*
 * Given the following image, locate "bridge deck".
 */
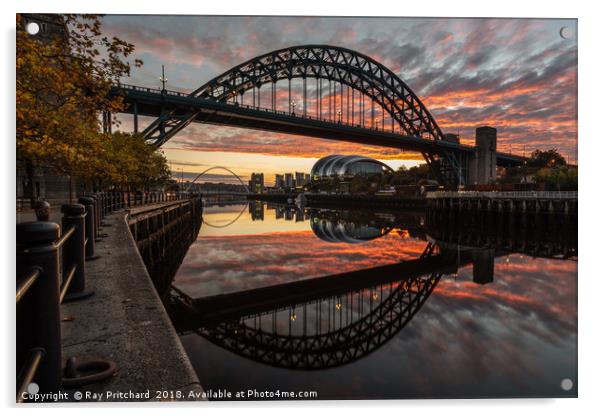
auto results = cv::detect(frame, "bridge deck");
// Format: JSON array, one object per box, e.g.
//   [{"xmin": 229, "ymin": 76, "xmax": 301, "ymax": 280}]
[{"xmin": 112, "ymin": 86, "xmax": 525, "ymax": 166}]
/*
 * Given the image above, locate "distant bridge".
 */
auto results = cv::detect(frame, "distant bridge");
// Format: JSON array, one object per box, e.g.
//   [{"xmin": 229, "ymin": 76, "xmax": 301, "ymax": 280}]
[
  {"xmin": 110, "ymin": 45, "xmax": 527, "ymax": 189},
  {"xmin": 185, "ymin": 166, "xmax": 250, "ymax": 193}
]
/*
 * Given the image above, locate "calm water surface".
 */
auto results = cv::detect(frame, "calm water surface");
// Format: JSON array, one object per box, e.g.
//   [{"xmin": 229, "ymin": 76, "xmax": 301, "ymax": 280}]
[{"xmin": 172, "ymin": 201, "xmax": 577, "ymax": 399}]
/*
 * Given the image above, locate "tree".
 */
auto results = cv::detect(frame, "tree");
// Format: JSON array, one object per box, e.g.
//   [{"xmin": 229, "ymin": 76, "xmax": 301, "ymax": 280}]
[
  {"xmin": 534, "ymin": 166, "xmax": 577, "ymax": 190},
  {"xmin": 16, "ymin": 14, "xmax": 148, "ymax": 200},
  {"xmin": 528, "ymin": 149, "xmax": 567, "ymax": 169}
]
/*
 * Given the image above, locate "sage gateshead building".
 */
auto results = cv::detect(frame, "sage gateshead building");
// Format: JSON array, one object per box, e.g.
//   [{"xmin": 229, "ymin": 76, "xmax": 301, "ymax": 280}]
[{"xmin": 310, "ymin": 155, "xmax": 393, "ymax": 179}]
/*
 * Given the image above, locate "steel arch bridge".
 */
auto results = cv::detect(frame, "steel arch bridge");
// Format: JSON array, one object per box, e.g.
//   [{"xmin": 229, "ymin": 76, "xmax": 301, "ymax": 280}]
[
  {"xmin": 185, "ymin": 166, "xmax": 249, "ymax": 193},
  {"xmin": 112, "ymin": 45, "xmax": 527, "ymax": 188}
]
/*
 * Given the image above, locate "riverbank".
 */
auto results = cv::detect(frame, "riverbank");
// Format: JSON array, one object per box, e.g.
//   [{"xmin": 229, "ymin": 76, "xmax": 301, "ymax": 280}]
[
  {"xmin": 60, "ymin": 204, "xmax": 204, "ymax": 401},
  {"xmin": 247, "ymin": 193, "xmax": 426, "ymax": 209}
]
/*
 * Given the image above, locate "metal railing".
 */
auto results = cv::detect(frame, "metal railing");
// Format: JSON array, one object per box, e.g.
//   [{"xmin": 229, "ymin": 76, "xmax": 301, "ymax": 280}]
[
  {"xmin": 425, "ymin": 190, "xmax": 578, "ymax": 199},
  {"xmin": 16, "ymin": 190, "xmax": 189, "ymax": 402},
  {"xmin": 116, "ymin": 83, "xmax": 439, "ymax": 138}
]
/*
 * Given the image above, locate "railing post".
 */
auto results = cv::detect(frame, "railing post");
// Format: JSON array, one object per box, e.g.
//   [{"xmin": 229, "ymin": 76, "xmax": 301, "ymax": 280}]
[
  {"xmin": 16, "ymin": 221, "xmax": 62, "ymax": 394},
  {"xmin": 78, "ymin": 197, "xmax": 98, "ymax": 260},
  {"xmin": 61, "ymin": 204, "xmax": 94, "ymax": 301},
  {"xmin": 89, "ymin": 194, "xmax": 100, "ymax": 238},
  {"xmin": 102, "ymin": 192, "xmax": 108, "ymax": 217}
]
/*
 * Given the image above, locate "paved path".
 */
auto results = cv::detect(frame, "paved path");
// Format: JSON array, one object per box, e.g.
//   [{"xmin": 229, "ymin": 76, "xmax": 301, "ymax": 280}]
[{"xmin": 60, "ymin": 209, "xmax": 204, "ymax": 401}]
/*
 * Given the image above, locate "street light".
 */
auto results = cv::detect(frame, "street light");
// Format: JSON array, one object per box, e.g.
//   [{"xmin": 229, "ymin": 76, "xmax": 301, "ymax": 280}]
[
  {"xmin": 291, "ymin": 100, "xmax": 297, "ymax": 115},
  {"xmin": 337, "ymin": 109, "xmax": 342, "ymax": 123},
  {"xmin": 159, "ymin": 65, "xmax": 168, "ymax": 91}
]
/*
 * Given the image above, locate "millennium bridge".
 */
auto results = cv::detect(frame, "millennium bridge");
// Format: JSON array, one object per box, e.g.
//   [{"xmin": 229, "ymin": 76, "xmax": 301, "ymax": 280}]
[{"xmin": 109, "ymin": 45, "xmax": 526, "ymax": 189}]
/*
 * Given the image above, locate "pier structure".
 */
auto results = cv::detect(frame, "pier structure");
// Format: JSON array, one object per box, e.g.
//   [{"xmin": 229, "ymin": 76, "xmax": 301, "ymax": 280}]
[{"xmin": 426, "ymin": 191, "xmax": 578, "ymax": 215}]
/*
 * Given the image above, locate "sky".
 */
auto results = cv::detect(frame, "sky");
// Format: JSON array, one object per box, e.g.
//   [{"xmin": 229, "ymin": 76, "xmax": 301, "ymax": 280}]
[{"xmin": 103, "ymin": 16, "xmax": 578, "ymax": 185}]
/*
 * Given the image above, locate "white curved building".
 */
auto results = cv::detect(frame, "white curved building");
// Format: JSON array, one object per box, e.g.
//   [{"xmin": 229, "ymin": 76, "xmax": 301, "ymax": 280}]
[{"xmin": 310, "ymin": 155, "xmax": 393, "ymax": 179}]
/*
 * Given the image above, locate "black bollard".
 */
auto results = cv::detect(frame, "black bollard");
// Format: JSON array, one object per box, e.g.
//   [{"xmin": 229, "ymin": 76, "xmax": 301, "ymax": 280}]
[
  {"xmin": 78, "ymin": 197, "xmax": 99, "ymax": 260},
  {"xmin": 90, "ymin": 195, "xmax": 102, "ymax": 240},
  {"xmin": 34, "ymin": 201, "xmax": 51, "ymax": 221},
  {"xmin": 61, "ymin": 204, "xmax": 94, "ymax": 302},
  {"xmin": 16, "ymin": 221, "xmax": 62, "ymax": 394}
]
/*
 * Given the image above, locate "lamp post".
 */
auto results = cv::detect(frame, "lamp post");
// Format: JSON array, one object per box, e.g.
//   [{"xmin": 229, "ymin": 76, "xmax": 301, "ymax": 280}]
[
  {"xmin": 291, "ymin": 100, "xmax": 297, "ymax": 116},
  {"xmin": 159, "ymin": 65, "xmax": 168, "ymax": 91},
  {"xmin": 337, "ymin": 109, "xmax": 342, "ymax": 123}
]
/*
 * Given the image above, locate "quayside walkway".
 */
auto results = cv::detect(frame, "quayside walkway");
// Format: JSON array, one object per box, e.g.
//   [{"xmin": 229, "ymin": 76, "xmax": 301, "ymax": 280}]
[{"xmin": 17, "ymin": 193, "xmax": 204, "ymax": 402}]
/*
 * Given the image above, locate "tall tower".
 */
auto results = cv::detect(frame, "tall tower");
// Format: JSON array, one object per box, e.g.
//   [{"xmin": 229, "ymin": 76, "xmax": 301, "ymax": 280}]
[{"xmin": 468, "ymin": 126, "xmax": 497, "ymax": 185}]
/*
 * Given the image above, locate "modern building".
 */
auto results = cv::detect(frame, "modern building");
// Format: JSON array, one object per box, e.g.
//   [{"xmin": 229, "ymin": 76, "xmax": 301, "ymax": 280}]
[
  {"xmin": 284, "ymin": 173, "xmax": 294, "ymax": 188},
  {"xmin": 248, "ymin": 172, "xmax": 264, "ymax": 194},
  {"xmin": 295, "ymin": 172, "xmax": 309, "ymax": 187},
  {"xmin": 274, "ymin": 174, "xmax": 284, "ymax": 189},
  {"xmin": 311, "ymin": 155, "xmax": 393, "ymax": 179}
]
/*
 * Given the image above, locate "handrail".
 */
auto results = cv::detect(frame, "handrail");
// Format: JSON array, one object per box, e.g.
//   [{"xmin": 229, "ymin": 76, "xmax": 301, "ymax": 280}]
[
  {"xmin": 16, "ymin": 190, "xmax": 192, "ymax": 397},
  {"xmin": 16, "ymin": 348, "xmax": 45, "ymax": 403},
  {"xmin": 59, "ymin": 264, "xmax": 77, "ymax": 304},
  {"xmin": 16, "ymin": 267, "xmax": 42, "ymax": 303},
  {"xmin": 54, "ymin": 225, "xmax": 75, "ymax": 249}
]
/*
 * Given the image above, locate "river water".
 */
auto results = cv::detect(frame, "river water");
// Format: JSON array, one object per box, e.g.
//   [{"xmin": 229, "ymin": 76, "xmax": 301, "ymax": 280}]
[{"xmin": 170, "ymin": 200, "xmax": 577, "ymax": 400}]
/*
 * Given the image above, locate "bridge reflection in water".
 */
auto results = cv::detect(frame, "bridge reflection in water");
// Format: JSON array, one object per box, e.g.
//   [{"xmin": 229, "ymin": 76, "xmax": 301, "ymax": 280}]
[{"xmin": 165, "ymin": 201, "xmax": 576, "ymax": 374}]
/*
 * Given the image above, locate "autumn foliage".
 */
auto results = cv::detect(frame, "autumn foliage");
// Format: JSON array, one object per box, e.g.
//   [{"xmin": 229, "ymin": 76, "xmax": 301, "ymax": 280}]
[{"xmin": 16, "ymin": 14, "xmax": 170, "ymax": 189}]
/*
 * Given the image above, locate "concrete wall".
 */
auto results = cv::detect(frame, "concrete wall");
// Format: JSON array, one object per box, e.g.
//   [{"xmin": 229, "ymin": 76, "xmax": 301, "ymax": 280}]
[{"xmin": 468, "ymin": 126, "xmax": 498, "ymax": 185}]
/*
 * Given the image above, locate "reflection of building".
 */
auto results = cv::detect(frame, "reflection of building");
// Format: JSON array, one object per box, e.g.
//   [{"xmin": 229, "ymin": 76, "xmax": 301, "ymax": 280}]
[
  {"xmin": 249, "ymin": 201, "xmax": 264, "ymax": 221},
  {"xmin": 248, "ymin": 172, "xmax": 264, "ymax": 194},
  {"xmin": 311, "ymin": 155, "xmax": 392, "ymax": 179},
  {"xmin": 275, "ymin": 206, "xmax": 284, "ymax": 219},
  {"xmin": 310, "ymin": 214, "xmax": 390, "ymax": 243},
  {"xmin": 472, "ymin": 248, "xmax": 495, "ymax": 284},
  {"xmin": 295, "ymin": 209, "xmax": 305, "ymax": 222}
]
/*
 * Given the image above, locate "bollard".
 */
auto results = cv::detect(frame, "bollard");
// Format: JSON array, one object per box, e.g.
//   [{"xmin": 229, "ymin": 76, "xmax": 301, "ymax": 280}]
[
  {"xmin": 100, "ymin": 192, "xmax": 106, "ymax": 218},
  {"xmin": 90, "ymin": 195, "xmax": 102, "ymax": 239},
  {"xmin": 34, "ymin": 201, "xmax": 51, "ymax": 221},
  {"xmin": 103, "ymin": 192, "xmax": 108, "ymax": 216},
  {"xmin": 78, "ymin": 197, "xmax": 99, "ymax": 260},
  {"xmin": 16, "ymin": 221, "xmax": 62, "ymax": 394},
  {"xmin": 61, "ymin": 204, "xmax": 94, "ymax": 302}
]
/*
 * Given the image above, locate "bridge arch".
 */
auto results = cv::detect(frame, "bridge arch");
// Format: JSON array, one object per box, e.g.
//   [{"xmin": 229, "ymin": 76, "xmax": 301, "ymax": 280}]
[
  {"xmin": 185, "ymin": 166, "xmax": 249, "ymax": 193},
  {"xmin": 190, "ymin": 45, "xmax": 444, "ymax": 141}
]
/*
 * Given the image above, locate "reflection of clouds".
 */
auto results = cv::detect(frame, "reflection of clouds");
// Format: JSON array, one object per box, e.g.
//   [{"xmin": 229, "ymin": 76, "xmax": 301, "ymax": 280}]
[
  {"xmin": 173, "ymin": 204, "xmax": 576, "ymax": 398},
  {"xmin": 178, "ymin": 235, "xmax": 576, "ymax": 398},
  {"xmin": 368, "ymin": 253, "xmax": 577, "ymax": 397},
  {"xmin": 174, "ymin": 230, "xmax": 426, "ymax": 297}
]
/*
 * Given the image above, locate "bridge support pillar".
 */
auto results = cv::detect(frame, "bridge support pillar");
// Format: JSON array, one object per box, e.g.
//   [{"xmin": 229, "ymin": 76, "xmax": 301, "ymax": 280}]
[{"xmin": 468, "ymin": 126, "xmax": 497, "ymax": 185}]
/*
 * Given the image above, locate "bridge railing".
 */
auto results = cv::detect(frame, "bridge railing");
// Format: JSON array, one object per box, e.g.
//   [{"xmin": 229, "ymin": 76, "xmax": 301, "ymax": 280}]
[
  {"xmin": 16, "ymin": 201, "xmax": 101, "ymax": 401},
  {"xmin": 116, "ymin": 84, "xmax": 436, "ymax": 137},
  {"xmin": 425, "ymin": 190, "xmax": 578, "ymax": 199},
  {"xmin": 15, "ymin": 189, "xmax": 191, "ymax": 401}
]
